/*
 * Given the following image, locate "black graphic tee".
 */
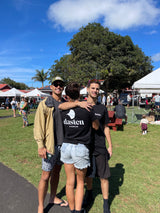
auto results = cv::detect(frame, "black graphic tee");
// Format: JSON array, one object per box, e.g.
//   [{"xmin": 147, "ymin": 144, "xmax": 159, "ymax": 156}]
[{"xmin": 61, "ymin": 107, "xmax": 96, "ymax": 145}]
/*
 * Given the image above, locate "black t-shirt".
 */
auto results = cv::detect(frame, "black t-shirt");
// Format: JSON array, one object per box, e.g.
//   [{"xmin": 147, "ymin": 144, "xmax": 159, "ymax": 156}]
[
  {"xmin": 92, "ymin": 103, "xmax": 109, "ymax": 155},
  {"xmin": 45, "ymin": 96, "xmax": 66, "ymax": 146},
  {"xmin": 61, "ymin": 107, "xmax": 96, "ymax": 146},
  {"xmin": 53, "ymin": 98, "xmax": 66, "ymax": 146}
]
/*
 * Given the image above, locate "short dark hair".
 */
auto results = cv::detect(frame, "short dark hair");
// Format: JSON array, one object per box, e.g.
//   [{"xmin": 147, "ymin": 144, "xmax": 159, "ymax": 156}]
[
  {"xmin": 87, "ymin": 79, "xmax": 100, "ymax": 88},
  {"xmin": 65, "ymin": 82, "xmax": 80, "ymax": 100}
]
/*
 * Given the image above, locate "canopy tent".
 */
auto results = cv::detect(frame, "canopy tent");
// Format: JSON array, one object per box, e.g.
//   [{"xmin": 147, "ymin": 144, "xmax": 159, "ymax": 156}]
[
  {"xmin": 25, "ymin": 89, "xmax": 50, "ymax": 97},
  {"xmin": 131, "ymin": 68, "xmax": 160, "ymax": 122},
  {"xmin": 0, "ymin": 88, "xmax": 25, "ymax": 97},
  {"xmin": 132, "ymin": 68, "xmax": 160, "ymax": 92},
  {"xmin": 80, "ymin": 87, "xmax": 105, "ymax": 95}
]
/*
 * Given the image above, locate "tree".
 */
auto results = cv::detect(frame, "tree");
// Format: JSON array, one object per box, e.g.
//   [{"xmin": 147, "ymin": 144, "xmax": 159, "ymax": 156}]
[
  {"xmin": 49, "ymin": 23, "xmax": 153, "ymax": 91},
  {"xmin": 32, "ymin": 69, "xmax": 48, "ymax": 88},
  {"xmin": 0, "ymin": 77, "xmax": 29, "ymax": 89}
]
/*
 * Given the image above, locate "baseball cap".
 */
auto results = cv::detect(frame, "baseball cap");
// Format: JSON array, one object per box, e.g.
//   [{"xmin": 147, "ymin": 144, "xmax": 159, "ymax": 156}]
[{"xmin": 52, "ymin": 76, "xmax": 64, "ymax": 84}]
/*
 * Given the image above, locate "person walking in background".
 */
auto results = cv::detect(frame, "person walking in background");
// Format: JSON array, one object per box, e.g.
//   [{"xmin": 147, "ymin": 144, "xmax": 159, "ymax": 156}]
[
  {"xmin": 140, "ymin": 115, "xmax": 148, "ymax": 135},
  {"xmin": 101, "ymin": 94, "xmax": 107, "ymax": 106},
  {"xmin": 145, "ymin": 95, "xmax": 149, "ymax": 110},
  {"xmin": 20, "ymin": 97, "xmax": 29, "ymax": 127},
  {"xmin": 5, "ymin": 97, "xmax": 10, "ymax": 110},
  {"xmin": 19, "ymin": 97, "xmax": 25, "ymax": 115},
  {"xmin": 127, "ymin": 94, "xmax": 131, "ymax": 108},
  {"xmin": 59, "ymin": 82, "xmax": 99, "ymax": 213},
  {"xmin": 107, "ymin": 94, "xmax": 111, "ymax": 110},
  {"xmin": 11, "ymin": 97, "xmax": 17, "ymax": 117},
  {"xmin": 153, "ymin": 93, "xmax": 160, "ymax": 109},
  {"xmin": 34, "ymin": 76, "xmax": 68, "ymax": 213}
]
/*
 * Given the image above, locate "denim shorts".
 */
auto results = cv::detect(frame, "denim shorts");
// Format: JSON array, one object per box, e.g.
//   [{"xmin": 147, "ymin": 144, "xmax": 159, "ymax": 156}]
[
  {"xmin": 42, "ymin": 145, "xmax": 63, "ymax": 172},
  {"xmin": 12, "ymin": 105, "xmax": 16, "ymax": 110},
  {"xmin": 60, "ymin": 143, "xmax": 90, "ymax": 169}
]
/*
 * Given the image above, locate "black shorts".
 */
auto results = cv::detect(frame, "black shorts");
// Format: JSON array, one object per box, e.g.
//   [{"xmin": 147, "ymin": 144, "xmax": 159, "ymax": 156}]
[{"xmin": 87, "ymin": 153, "xmax": 110, "ymax": 179}]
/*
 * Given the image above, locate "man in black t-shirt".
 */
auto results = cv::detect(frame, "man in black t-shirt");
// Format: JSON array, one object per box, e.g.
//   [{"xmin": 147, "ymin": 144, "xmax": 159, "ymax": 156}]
[{"xmin": 84, "ymin": 79, "xmax": 112, "ymax": 213}]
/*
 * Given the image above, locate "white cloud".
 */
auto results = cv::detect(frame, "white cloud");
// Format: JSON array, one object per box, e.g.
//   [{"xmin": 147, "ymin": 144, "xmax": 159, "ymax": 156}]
[
  {"xmin": 146, "ymin": 30, "xmax": 157, "ymax": 35},
  {"xmin": 152, "ymin": 53, "xmax": 160, "ymax": 62},
  {"xmin": 47, "ymin": 0, "xmax": 160, "ymax": 31},
  {"xmin": 0, "ymin": 67, "xmax": 35, "ymax": 84}
]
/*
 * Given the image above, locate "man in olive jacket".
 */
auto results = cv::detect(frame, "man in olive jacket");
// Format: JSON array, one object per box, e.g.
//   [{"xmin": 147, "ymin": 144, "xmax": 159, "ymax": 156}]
[{"xmin": 34, "ymin": 77, "xmax": 68, "ymax": 213}]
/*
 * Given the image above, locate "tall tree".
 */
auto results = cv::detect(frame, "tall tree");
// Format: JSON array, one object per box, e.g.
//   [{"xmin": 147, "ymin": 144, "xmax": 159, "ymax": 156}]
[
  {"xmin": 49, "ymin": 23, "xmax": 153, "ymax": 91},
  {"xmin": 32, "ymin": 69, "xmax": 48, "ymax": 88}
]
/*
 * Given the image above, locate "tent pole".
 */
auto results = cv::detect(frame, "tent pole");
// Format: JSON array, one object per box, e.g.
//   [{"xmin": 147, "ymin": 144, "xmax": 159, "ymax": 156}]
[{"xmin": 132, "ymin": 88, "xmax": 135, "ymax": 123}]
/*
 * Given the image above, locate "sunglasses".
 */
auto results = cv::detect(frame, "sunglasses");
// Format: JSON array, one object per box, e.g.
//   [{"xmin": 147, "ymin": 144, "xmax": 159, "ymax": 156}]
[{"xmin": 53, "ymin": 81, "xmax": 64, "ymax": 87}]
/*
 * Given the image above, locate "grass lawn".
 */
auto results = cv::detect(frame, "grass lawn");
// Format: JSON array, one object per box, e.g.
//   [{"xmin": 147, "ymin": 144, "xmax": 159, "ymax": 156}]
[{"xmin": 0, "ymin": 109, "xmax": 160, "ymax": 213}]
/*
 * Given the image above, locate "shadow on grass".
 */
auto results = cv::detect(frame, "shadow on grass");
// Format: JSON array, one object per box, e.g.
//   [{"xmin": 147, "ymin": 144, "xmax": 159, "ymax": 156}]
[
  {"xmin": 28, "ymin": 122, "xmax": 34, "ymax": 126},
  {"xmin": 86, "ymin": 163, "xmax": 125, "ymax": 212},
  {"xmin": 109, "ymin": 163, "xmax": 125, "ymax": 207}
]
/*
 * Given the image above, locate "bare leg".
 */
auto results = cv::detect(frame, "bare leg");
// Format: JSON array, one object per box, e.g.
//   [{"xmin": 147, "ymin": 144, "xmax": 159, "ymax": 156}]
[
  {"xmin": 38, "ymin": 170, "xmax": 51, "ymax": 213},
  {"xmin": 101, "ymin": 178, "xmax": 111, "ymax": 213},
  {"xmin": 100, "ymin": 178, "xmax": 109, "ymax": 199},
  {"xmin": 49, "ymin": 164, "xmax": 68, "ymax": 206},
  {"xmin": 49, "ymin": 164, "xmax": 61, "ymax": 202},
  {"xmin": 64, "ymin": 163, "xmax": 75, "ymax": 211},
  {"xmin": 13, "ymin": 109, "xmax": 16, "ymax": 117},
  {"xmin": 75, "ymin": 168, "xmax": 87, "ymax": 211}
]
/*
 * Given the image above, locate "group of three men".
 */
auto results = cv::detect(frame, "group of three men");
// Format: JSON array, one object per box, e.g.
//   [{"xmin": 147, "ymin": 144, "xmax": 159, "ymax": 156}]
[{"xmin": 34, "ymin": 77, "xmax": 112, "ymax": 213}]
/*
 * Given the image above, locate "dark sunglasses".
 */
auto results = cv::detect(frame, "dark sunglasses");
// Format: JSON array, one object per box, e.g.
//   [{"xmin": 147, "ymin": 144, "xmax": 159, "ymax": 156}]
[{"xmin": 53, "ymin": 81, "xmax": 64, "ymax": 87}]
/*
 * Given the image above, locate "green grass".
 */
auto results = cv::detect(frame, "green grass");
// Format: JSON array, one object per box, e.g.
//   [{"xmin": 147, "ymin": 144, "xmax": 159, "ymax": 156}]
[
  {"xmin": 0, "ymin": 109, "xmax": 13, "ymax": 117},
  {"xmin": 0, "ymin": 110, "xmax": 160, "ymax": 213}
]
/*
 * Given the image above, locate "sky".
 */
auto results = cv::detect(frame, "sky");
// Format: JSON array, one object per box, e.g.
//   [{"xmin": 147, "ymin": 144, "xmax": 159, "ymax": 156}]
[{"xmin": 1, "ymin": 0, "xmax": 160, "ymax": 88}]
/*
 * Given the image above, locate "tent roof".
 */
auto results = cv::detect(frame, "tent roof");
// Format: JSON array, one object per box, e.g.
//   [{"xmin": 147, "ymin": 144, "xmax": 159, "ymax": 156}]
[
  {"xmin": 0, "ymin": 88, "xmax": 25, "ymax": 97},
  {"xmin": 132, "ymin": 68, "xmax": 160, "ymax": 89},
  {"xmin": 25, "ymin": 89, "xmax": 50, "ymax": 97},
  {"xmin": 80, "ymin": 87, "xmax": 104, "ymax": 95}
]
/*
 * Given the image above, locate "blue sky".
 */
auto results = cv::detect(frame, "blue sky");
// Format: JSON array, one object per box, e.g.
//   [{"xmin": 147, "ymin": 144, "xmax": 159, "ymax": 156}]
[{"xmin": 1, "ymin": 0, "xmax": 160, "ymax": 88}]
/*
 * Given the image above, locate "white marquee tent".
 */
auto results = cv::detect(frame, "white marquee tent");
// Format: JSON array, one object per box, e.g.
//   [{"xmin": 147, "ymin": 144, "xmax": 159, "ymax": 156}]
[
  {"xmin": 25, "ymin": 89, "xmax": 50, "ymax": 97},
  {"xmin": 62, "ymin": 87, "xmax": 105, "ymax": 96},
  {"xmin": 80, "ymin": 87, "xmax": 105, "ymax": 95},
  {"xmin": 132, "ymin": 68, "xmax": 160, "ymax": 94},
  {"xmin": 0, "ymin": 88, "xmax": 25, "ymax": 97}
]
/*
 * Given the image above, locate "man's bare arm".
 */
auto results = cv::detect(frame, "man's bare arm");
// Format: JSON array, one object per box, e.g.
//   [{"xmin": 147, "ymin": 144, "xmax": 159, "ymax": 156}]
[
  {"xmin": 59, "ymin": 101, "xmax": 92, "ymax": 111},
  {"xmin": 104, "ymin": 125, "xmax": 113, "ymax": 157}
]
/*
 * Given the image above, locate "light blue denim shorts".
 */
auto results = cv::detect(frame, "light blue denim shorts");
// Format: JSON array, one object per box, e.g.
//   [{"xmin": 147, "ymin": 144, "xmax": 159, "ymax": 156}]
[
  {"xmin": 42, "ymin": 145, "xmax": 63, "ymax": 172},
  {"xmin": 60, "ymin": 143, "xmax": 90, "ymax": 169}
]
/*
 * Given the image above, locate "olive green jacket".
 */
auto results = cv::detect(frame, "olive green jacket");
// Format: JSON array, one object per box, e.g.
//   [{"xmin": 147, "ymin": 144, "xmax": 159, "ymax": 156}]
[{"xmin": 34, "ymin": 98, "xmax": 55, "ymax": 154}]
